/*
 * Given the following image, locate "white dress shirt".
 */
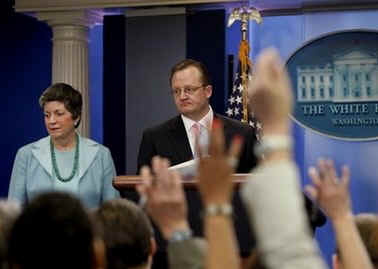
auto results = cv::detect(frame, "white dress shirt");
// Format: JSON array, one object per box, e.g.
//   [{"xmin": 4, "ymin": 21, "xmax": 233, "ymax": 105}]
[{"xmin": 181, "ymin": 106, "xmax": 214, "ymax": 158}]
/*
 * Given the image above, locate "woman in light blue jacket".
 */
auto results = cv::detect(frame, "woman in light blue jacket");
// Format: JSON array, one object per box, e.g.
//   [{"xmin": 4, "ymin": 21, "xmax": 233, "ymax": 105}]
[{"xmin": 8, "ymin": 83, "xmax": 120, "ymax": 208}]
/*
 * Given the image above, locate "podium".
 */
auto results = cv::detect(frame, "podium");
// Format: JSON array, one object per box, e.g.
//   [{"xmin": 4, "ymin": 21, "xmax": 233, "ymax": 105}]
[
  {"xmin": 113, "ymin": 174, "xmax": 248, "ymax": 189},
  {"xmin": 113, "ymin": 174, "xmax": 326, "ymax": 269}
]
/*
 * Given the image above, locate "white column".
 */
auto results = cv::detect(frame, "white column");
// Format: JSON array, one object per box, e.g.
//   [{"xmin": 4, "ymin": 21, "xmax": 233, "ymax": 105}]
[{"xmin": 37, "ymin": 10, "xmax": 102, "ymax": 137}]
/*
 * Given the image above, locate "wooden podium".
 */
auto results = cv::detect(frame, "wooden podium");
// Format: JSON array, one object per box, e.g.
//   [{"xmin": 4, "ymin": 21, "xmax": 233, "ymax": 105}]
[{"xmin": 113, "ymin": 174, "xmax": 249, "ymax": 189}]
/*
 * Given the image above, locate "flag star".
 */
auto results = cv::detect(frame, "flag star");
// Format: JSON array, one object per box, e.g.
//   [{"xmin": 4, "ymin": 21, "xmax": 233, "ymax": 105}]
[
  {"xmin": 234, "ymin": 108, "xmax": 240, "ymax": 116},
  {"xmin": 249, "ymin": 121, "xmax": 255, "ymax": 128},
  {"xmin": 236, "ymin": 96, "xmax": 242, "ymax": 104},
  {"xmin": 232, "ymin": 85, "xmax": 237, "ymax": 93},
  {"xmin": 226, "ymin": 108, "xmax": 233, "ymax": 117},
  {"xmin": 237, "ymin": 84, "xmax": 243, "ymax": 92},
  {"xmin": 228, "ymin": 96, "xmax": 235, "ymax": 105},
  {"xmin": 256, "ymin": 122, "xmax": 262, "ymax": 130}
]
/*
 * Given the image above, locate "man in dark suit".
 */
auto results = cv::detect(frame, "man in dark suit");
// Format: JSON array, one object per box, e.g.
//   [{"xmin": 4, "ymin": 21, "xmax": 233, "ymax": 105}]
[
  {"xmin": 136, "ymin": 59, "xmax": 258, "ymax": 269},
  {"xmin": 136, "ymin": 58, "xmax": 325, "ymax": 269},
  {"xmin": 137, "ymin": 59, "xmax": 258, "ymax": 173}
]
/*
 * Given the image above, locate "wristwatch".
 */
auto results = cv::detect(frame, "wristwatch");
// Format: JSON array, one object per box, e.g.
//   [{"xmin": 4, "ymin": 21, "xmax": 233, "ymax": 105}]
[
  {"xmin": 254, "ymin": 135, "xmax": 292, "ymax": 158},
  {"xmin": 169, "ymin": 229, "xmax": 192, "ymax": 243},
  {"xmin": 203, "ymin": 203, "xmax": 233, "ymax": 217}
]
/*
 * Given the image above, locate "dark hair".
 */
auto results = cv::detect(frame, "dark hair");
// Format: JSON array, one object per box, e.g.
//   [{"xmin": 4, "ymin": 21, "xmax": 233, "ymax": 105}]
[
  {"xmin": 94, "ymin": 199, "xmax": 153, "ymax": 269},
  {"xmin": 0, "ymin": 201, "xmax": 21, "ymax": 269},
  {"xmin": 8, "ymin": 192, "xmax": 94, "ymax": 269},
  {"xmin": 39, "ymin": 83, "xmax": 82, "ymax": 128},
  {"xmin": 169, "ymin": 59, "xmax": 212, "ymax": 87}
]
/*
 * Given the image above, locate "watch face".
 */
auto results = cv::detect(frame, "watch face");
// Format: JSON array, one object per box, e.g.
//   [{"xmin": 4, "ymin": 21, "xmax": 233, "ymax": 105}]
[
  {"xmin": 255, "ymin": 136, "xmax": 292, "ymax": 158},
  {"xmin": 169, "ymin": 229, "xmax": 192, "ymax": 243}
]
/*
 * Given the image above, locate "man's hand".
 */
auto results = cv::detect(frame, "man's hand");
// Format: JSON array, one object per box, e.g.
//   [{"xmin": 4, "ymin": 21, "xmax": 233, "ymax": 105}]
[
  {"xmin": 138, "ymin": 156, "xmax": 189, "ymax": 240},
  {"xmin": 305, "ymin": 159, "xmax": 351, "ymax": 222}
]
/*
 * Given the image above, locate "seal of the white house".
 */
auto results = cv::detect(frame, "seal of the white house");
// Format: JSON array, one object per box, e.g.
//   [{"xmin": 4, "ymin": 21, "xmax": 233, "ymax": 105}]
[{"xmin": 287, "ymin": 30, "xmax": 378, "ymax": 141}]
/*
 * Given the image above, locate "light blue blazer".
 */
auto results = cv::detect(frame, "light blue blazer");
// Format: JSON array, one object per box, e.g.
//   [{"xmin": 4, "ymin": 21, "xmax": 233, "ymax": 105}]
[{"xmin": 8, "ymin": 135, "xmax": 120, "ymax": 208}]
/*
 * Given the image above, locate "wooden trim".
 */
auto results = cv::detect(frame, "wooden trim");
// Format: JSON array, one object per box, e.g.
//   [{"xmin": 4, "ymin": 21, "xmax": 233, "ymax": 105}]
[{"xmin": 113, "ymin": 174, "xmax": 250, "ymax": 190}]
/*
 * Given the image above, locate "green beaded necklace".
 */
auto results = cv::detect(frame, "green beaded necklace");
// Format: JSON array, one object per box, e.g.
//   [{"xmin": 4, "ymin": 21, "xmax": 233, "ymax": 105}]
[{"xmin": 50, "ymin": 133, "xmax": 80, "ymax": 182}]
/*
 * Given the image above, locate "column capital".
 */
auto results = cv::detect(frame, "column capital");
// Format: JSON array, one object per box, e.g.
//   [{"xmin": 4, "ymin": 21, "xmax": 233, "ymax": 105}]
[
  {"xmin": 36, "ymin": 9, "xmax": 103, "ymax": 28},
  {"xmin": 36, "ymin": 9, "xmax": 96, "ymax": 137}
]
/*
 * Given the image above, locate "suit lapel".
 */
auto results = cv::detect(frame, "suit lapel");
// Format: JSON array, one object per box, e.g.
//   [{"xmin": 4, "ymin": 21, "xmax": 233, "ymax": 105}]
[
  {"xmin": 31, "ymin": 135, "xmax": 100, "ymax": 180},
  {"xmin": 168, "ymin": 116, "xmax": 193, "ymax": 163},
  {"xmin": 31, "ymin": 136, "xmax": 53, "ymax": 176},
  {"xmin": 77, "ymin": 136, "xmax": 99, "ymax": 179}
]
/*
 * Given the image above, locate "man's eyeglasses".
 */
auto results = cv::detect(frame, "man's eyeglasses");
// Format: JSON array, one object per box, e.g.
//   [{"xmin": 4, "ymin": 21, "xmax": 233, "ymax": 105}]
[{"xmin": 170, "ymin": 85, "xmax": 205, "ymax": 97}]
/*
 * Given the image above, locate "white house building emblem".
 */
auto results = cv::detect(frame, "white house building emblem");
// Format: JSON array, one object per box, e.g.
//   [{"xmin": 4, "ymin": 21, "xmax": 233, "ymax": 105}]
[{"xmin": 287, "ymin": 31, "xmax": 378, "ymax": 140}]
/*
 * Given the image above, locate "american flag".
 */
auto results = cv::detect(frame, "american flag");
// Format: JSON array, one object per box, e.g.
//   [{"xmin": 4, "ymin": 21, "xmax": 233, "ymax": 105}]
[{"xmin": 225, "ymin": 61, "xmax": 262, "ymax": 140}]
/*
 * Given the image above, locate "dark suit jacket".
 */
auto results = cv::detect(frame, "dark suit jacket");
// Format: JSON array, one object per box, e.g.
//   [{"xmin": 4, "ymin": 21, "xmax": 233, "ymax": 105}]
[{"xmin": 137, "ymin": 113, "xmax": 258, "ymax": 173}]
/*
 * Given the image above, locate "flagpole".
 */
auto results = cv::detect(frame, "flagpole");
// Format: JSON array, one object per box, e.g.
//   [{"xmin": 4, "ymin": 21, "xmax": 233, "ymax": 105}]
[{"xmin": 227, "ymin": 7, "xmax": 262, "ymax": 123}]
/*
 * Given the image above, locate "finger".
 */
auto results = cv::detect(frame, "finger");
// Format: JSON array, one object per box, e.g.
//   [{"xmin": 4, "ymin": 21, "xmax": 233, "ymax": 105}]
[
  {"xmin": 208, "ymin": 118, "xmax": 225, "ymax": 157},
  {"xmin": 340, "ymin": 165, "xmax": 350, "ymax": 187},
  {"xmin": 140, "ymin": 166, "xmax": 153, "ymax": 188},
  {"xmin": 252, "ymin": 49, "xmax": 281, "ymax": 96},
  {"xmin": 325, "ymin": 159, "xmax": 337, "ymax": 183},
  {"xmin": 317, "ymin": 158, "xmax": 328, "ymax": 182},
  {"xmin": 156, "ymin": 157, "xmax": 170, "ymax": 183},
  {"xmin": 152, "ymin": 155, "xmax": 163, "ymax": 175},
  {"xmin": 305, "ymin": 185, "xmax": 318, "ymax": 201},
  {"xmin": 156, "ymin": 157, "xmax": 170, "ymax": 176},
  {"xmin": 139, "ymin": 166, "xmax": 153, "ymax": 206},
  {"xmin": 273, "ymin": 53, "xmax": 292, "ymax": 94},
  {"xmin": 227, "ymin": 135, "xmax": 243, "ymax": 170},
  {"xmin": 308, "ymin": 166, "xmax": 321, "ymax": 187},
  {"xmin": 136, "ymin": 184, "xmax": 147, "ymax": 208}
]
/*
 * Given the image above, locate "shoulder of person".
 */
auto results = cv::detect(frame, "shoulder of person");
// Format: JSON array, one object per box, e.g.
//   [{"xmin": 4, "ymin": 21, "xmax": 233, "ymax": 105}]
[
  {"xmin": 79, "ymin": 137, "xmax": 113, "ymax": 160},
  {"xmin": 79, "ymin": 136, "xmax": 105, "ymax": 149},
  {"xmin": 14, "ymin": 136, "xmax": 48, "ymax": 159},
  {"xmin": 20, "ymin": 136, "xmax": 48, "ymax": 152},
  {"xmin": 143, "ymin": 115, "xmax": 182, "ymax": 135},
  {"xmin": 216, "ymin": 114, "xmax": 254, "ymax": 131}
]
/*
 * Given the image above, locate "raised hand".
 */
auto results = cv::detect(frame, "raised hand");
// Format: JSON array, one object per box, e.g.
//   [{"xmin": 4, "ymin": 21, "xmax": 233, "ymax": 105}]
[
  {"xmin": 138, "ymin": 156, "xmax": 189, "ymax": 240},
  {"xmin": 196, "ymin": 119, "xmax": 243, "ymax": 205},
  {"xmin": 248, "ymin": 48, "xmax": 292, "ymax": 135},
  {"xmin": 305, "ymin": 159, "xmax": 351, "ymax": 221}
]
